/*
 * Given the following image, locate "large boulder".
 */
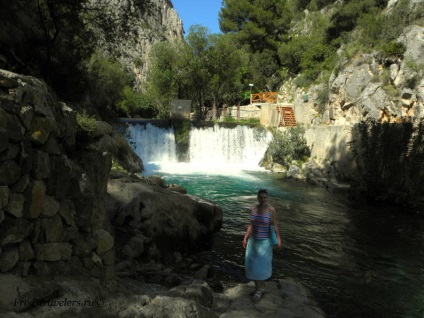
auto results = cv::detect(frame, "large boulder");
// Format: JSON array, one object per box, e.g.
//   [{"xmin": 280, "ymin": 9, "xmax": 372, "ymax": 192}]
[{"xmin": 106, "ymin": 172, "xmax": 223, "ymax": 261}]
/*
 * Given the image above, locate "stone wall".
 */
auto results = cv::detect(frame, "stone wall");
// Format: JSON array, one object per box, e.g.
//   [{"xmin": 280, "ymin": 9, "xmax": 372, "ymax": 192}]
[
  {"xmin": 0, "ymin": 70, "xmax": 142, "ymax": 279},
  {"xmin": 304, "ymin": 125, "xmax": 356, "ymax": 178}
]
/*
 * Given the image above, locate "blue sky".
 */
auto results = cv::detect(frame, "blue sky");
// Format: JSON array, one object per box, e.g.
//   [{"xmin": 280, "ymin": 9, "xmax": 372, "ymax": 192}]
[{"xmin": 172, "ymin": 0, "xmax": 222, "ymax": 34}]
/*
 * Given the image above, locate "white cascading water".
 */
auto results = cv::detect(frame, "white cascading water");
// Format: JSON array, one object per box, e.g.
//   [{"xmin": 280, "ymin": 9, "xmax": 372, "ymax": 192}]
[
  {"xmin": 188, "ymin": 125, "xmax": 272, "ymax": 170},
  {"xmin": 127, "ymin": 123, "xmax": 177, "ymax": 164},
  {"xmin": 126, "ymin": 122, "xmax": 272, "ymax": 175}
]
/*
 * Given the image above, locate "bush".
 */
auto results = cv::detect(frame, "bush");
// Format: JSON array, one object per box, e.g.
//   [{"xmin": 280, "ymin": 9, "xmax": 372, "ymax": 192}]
[
  {"xmin": 76, "ymin": 110, "xmax": 97, "ymax": 136},
  {"xmin": 118, "ymin": 86, "xmax": 156, "ymax": 118},
  {"xmin": 172, "ymin": 119, "xmax": 191, "ymax": 145},
  {"xmin": 85, "ymin": 52, "xmax": 133, "ymax": 111},
  {"xmin": 265, "ymin": 125, "xmax": 311, "ymax": 167}
]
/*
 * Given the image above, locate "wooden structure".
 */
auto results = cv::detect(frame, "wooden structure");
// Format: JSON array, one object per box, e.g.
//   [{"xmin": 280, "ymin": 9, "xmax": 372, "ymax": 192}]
[
  {"xmin": 277, "ymin": 105, "xmax": 297, "ymax": 127},
  {"xmin": 170, "ymin": 99, "xmax": 191, "ymax": 119},
  {"xmin": 250, "ymin": 92, "xmax": 277, "ymax": 104}
]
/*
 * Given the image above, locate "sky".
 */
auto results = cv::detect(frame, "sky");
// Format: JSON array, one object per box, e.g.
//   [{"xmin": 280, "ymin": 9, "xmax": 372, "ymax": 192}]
[{"xmin": 171, "ymin": 0, "xmax": 223, "ymax": 34}]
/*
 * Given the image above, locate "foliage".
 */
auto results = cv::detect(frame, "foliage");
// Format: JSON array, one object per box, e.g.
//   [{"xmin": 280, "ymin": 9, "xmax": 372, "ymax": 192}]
[
  {"xmin": 349, "ymin": 119, "xmax": 424, "ymax": 209},
  {"xmin": 0, "ymin": 0, "xmax": 155, "ymax": 101},
  {"xmin": 326, "ymin": 0, "xmax": 385, "ymax": 44},
  {"xmin": 85, "ymin": 52, "xmax": 132, "ymax": 112},
  {"xmin": 380, "ymin": 42, "xmax": 406, "ymax": 57},
  {"xmin": 171, "ymin": 119, "xmax": 191, "ymax": 144},
  {"xmin": 119, "ymin": 86, "xmax": 156, "ymax": 118},
  {"xmin": 222, "ymin": 116, "xmax": 261, "ymax": 126},
  {"xmin": 219, "ymin": 0, "xmax": 292, "ymax": 53},
  {"xmin": 147, "ymin": 27, "xmax": 249, "ymax": 119},
  {"xmin": 265, "ymin": 125, "xmax": 311, "ymax": 167},
  {"xmin": 76, "ymin": 110, "xmax": 97, "ymax": 136},
  {"xmin": 146, "ymin": 40, "xmax": 187, "ymax": 118},
  {"xmin": 0, "ymin": 0, "xmax": 95, "ymax": 98}
]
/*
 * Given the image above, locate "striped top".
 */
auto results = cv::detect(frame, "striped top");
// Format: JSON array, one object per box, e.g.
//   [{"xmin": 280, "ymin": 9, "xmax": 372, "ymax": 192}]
[{"xmin": 251, "ymin": 210, "xmax": 272, "ymax": 239}]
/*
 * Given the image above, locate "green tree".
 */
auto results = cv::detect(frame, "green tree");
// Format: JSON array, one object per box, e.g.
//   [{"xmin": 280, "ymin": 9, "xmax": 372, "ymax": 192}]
[
  {"xmin": 85, "ymin": 52, "xmax": 132, "ymax": 113},
  {"xmin": 219, "ymin": 0, "xmax": 292, "ymax": 53},
  {"xmin": 205, "ymin": 33, "xmax": 247, "ymax": 119},
  {"xmin": 326, "ymin": 0, "xmax": 387, "ymax": 44},
  {"xmin": 184, "ymin": 25, "xmax": 211, "ymax": 116},
  {"xmin": 146, "ymin": 40, "xmax": 187, "ymax": 118},
  {"xmin": 119, "ymin": 86, "xmax": 156, "ymax": 118}
]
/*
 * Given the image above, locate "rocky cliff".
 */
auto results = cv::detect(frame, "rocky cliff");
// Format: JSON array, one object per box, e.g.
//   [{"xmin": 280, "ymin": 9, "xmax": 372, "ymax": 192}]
[
  {"xmin": 270, "ymin": 0, "xmax": 424, "ymax": 195},
  {"xmin": 91, "ymin": 0, "xmax": 183, "ymax": 87},
  {"xmin": 287, "ymin": 1, "xmax": 424, "ymax": 126}
]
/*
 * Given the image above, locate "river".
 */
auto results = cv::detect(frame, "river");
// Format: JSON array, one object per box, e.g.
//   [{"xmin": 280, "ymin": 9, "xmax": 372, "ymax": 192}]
[{"xmin": 126, "ymin": 122, "xmax": 424, "ymax": 318}]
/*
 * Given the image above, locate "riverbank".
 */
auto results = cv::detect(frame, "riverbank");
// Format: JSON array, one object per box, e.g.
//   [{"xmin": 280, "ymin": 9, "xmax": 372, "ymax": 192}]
[
  {"xmin": 0, "ymin": 172, "xmax": 326, "ymax": 318},
  {"xmin": 0, "ymin": 271, "xmax": 325, "ymax": 318}
]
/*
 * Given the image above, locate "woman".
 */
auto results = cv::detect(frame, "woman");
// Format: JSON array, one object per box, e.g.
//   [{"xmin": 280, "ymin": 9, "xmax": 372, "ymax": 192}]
[{"xmin": 243, "ymin": 189, "xmax": 282, "ymax": 302}]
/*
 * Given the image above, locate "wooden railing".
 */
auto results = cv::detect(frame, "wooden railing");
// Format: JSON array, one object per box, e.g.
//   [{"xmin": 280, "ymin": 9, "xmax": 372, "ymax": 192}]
[{"xmin": 250, "ymin": 92, "xmax": 277, "ymax": 104}]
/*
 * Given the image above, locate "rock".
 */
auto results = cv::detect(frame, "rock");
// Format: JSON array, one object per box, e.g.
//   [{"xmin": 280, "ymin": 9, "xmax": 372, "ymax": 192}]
[
  {"xmin": 18, "ymin": 240, "xmax": 35, "ymax": 261},
  {"xmin": 41, "ymin": 214, "xmax": 65, "ymax": 242},
  {"xmin": 167, "ymin": 184, "xmax": 187, "ymax": 194},
  {"xmin": 58, "ymin": 202, "xmax": 75, "ymax": 226},
  {"xmin": 137, "ymin": 295, "xmax": 216, "ymax": 318},
  {"xmin": 111, "ymin": 132, "xmax": 144, "ymax": 173},
  {"xmin": 398, "ymin": 25, "xmax": 424, "ymax": 66},
  {"xmin": 218, "ymin": 280, "xmax": 325, "ymax": 318},
  {"xmin": 194, "ymin": 265, "xmax": 210, "ymax": 279},
  {"xmin": 92, "ymin": 121, "xmax": 113, "ymax": 138},
  {"xmin": 0, "ymin": 142, "xmax": 19, "ymax": 161},
  {"xmin": 41, "ymin": 195, "xmax": 60, "ymax": 217},
  {"xmin": 170, "ymin": 281, "xmax": 214, "ymax": 308},
  {"xmin": 32, "ymin": 150, "xmax": 50, "ymax": 179},
  {"xmin": 122, "ymin": 233, "xmax": 150, "ymax": 259},
  {"xmin": 30, "ymin": 116, "xmax": 54, "ymax": 145},
  {"xmin": 270, "ymin": 163, "xmax": 286, "ymax": 173},
  {"xmin": 72, "ymin": 234, "xmax": 96, "ymax": 257},
  {"xmin": 0, "ymin": 160, "xmax": 21, "ymax": 186},
  {"xmin": 34, "ymin": 242, "xmax": 72, "ymax": 261},
  {"xmin": 5, "ymin": 193, "xmax": 24, "ymax": 218},
  {"xmin": 5, "ymin": 111, "xmax": 24, "ymax": 142},
  {"xmin": 0, "ymin": 217, "xmax": 33, "ymax": 246},
  {"xmin": 287, "ymin": 165, "xmax": 303, "ymax": 179},
  {"xmin": 0, "ymin": 185, "xmax": 8, "ymax": 209},
  {"xmin": 0, "ymin": 245, "xmax": 19, "ymax": 272},
  {"xmin": 23, "ymin": 180, "xmax": 46, "ymax": 219},
  {"xmin": 95, "ymin": 229, "xmax": 114, "ymax": 255},
  {"xmin": 107, "ymin": 175, "xmax": 223, "ymax": 260},
  {"xmin": 146, "ymin": 175, "xmax": 165, "ymax": 187}
]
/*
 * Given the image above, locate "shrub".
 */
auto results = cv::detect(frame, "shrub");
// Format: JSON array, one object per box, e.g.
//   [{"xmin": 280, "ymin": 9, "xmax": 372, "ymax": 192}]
[
  {"xmin": 76, "ymin": 110, "xmax": 97, "ymax": 136},
  {"xmin": 85, "ymin": 52, "xmax": 133, "ymax": 111},
  {"xmin": 172, "ymin": 119, "xmax": 191, "ymax": 145},
  {"xmin": 118, "ymin": 86, "xmax": 156, "ymax": 118},
  {"xmin": 265, "ymin": 125, "xmax": 311, "ymax": 167}
]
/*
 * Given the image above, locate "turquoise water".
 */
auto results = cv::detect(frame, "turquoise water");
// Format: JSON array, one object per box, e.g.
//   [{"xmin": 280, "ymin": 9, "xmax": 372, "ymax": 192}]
[
  {"xmin": 126, "ymin": 122, "xmax": 424, "ymax": 317},
  {"xmin": 156, "ymin": 169, "xmax": 424, "ymax": 318}
]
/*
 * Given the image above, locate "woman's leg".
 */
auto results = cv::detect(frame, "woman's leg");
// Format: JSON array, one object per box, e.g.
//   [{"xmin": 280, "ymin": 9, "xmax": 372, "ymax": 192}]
[{"xmin": 254, "ymin": 280, "xmax": 265, "ymax": 291}]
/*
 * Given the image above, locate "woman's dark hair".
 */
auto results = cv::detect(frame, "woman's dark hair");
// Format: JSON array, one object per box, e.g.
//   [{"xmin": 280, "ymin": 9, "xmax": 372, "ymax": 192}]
[{"xmin": 257, "ymin": 189, "xmax": 268, "ymax": 196}]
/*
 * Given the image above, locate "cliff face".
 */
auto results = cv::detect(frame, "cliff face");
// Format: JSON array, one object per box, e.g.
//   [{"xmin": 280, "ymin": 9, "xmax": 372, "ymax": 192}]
[
  {"xmin": 91, "ymin": 0, "xmax": 183, "ymax": 87},
  {"xmin": 283, "ymin": 0, "xmax": 424, "ymax": 126}
]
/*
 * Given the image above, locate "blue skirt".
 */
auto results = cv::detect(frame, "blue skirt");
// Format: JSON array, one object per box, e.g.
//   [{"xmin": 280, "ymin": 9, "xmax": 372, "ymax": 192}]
[{"xmin": 245, "ymin": 237, "xmax": 272, "ymax": 281}]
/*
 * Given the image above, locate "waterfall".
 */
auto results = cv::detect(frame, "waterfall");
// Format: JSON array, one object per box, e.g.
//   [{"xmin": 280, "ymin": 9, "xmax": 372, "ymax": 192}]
[
  {"xmin": 125, "ymin": 122, "xmax": 272, "ymax": 174},
  {"xmin": 188, "ymin": 125, "xmax": 272, "ymax": 169},
  {"xmin": 126, "ymin": 123, "xmax": 177, "ymax": 164}
]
